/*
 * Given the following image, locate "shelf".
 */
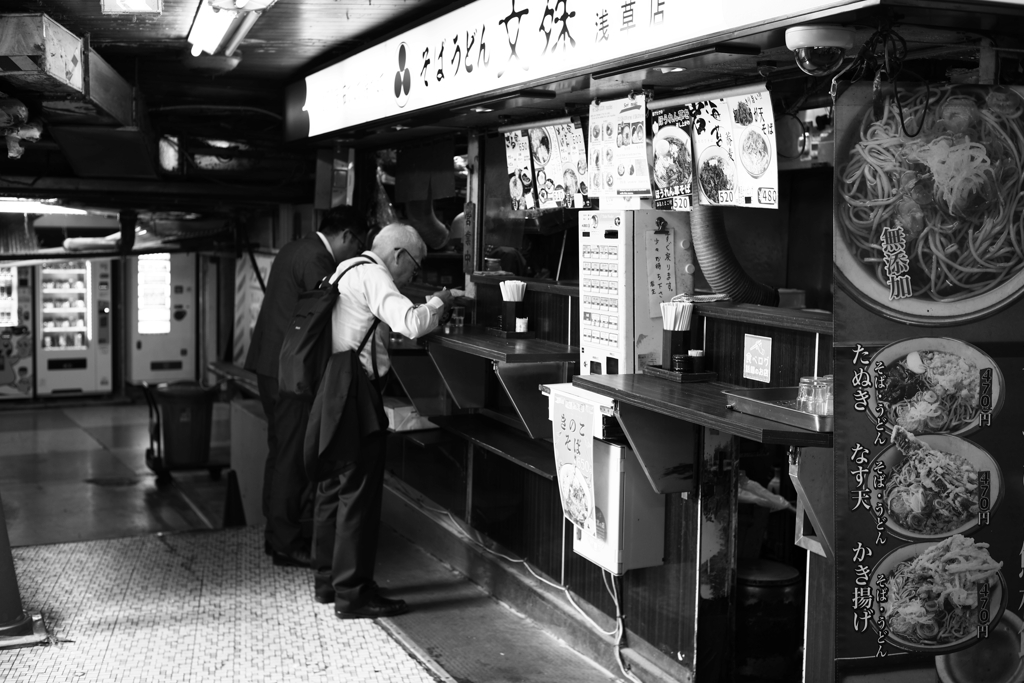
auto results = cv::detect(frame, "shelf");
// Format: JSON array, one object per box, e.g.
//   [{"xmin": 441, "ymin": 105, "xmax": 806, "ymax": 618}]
[
  {"xmin": 43, "ymin": 346, "xmax": 87, "ymax": 351},
  {"xmin": 431, "ymin": 414, "xmax": 556, "ymax": 480},
  {"xmin": 425, "ymin": 326, "xmax": 578, "ymax": 364},
  {"xmin": 42, "ymin": 288, "xmax": 86, "ymax": 295},
  {"xmin": 43, "ymin": 327, "xmax": 87, "ymax": 333},
  {"xmin": 471, "ymin": 274, "xmax": 580, "ymax": 297},
  {"xmin": 42, "ymin": 269, "xmax": 86, "ymax": 274},
  {"xmin": 695, "ymin": 302, "xmax": 833, "ymax": 335},
  {"xmin": 42, "ymin": 308, "xmax": 86, "ymax": 314},
  {"xmin": 572, "ymin": 374, "xmax": 832, "ymax": 448}
]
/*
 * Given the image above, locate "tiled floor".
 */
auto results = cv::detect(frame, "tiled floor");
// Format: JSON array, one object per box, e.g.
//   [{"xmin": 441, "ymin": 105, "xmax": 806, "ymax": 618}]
[
  {"xmin": 1, "ymin": 403, "xmax": 229, "ymax": 547},
  {"xmin": 1, "ymin": 402, "xmax": 622, "ymax": 683},
  {"xmin": 1, "ymin": 527, "xmax": 439, "ymax": 683}
]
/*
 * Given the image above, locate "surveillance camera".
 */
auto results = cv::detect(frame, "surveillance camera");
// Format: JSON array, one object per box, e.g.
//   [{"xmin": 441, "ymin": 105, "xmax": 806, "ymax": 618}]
[{"xmin": 785, "ymin": 25, "xmax": 855, "ymax": 77}]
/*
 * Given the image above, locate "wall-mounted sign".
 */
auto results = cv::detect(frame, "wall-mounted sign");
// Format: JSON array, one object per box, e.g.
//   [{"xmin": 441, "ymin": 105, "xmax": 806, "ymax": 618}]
[
  {"xmin": 286, "ymin": 0, "xmax": 861, "ymax": 140},
  {"xmin": 742, "ymin": 333, "xmax": 772, "ymax": 383},
  {"xmin": 101, "ymin": 0, "xmax": 162, "ymax": 13}
]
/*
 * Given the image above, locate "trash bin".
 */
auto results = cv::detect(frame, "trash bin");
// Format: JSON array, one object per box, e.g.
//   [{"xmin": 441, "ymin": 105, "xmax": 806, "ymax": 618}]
[{"xmin": 143, "ymin": 381, "xmax": 218, "ymax": 479}]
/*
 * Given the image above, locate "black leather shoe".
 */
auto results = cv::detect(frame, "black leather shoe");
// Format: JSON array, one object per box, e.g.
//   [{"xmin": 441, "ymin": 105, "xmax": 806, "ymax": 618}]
[
  {"xmin": 270, "ymin": 547, "xmax": 311, "ymax": 568},
  {"xmin": 316, "ymin": 581, "xmax": 387, "ymax": 605},
  {"xmin": 264, "ymin": 541, "xmax": 273, "ymax": 556},
  {"xmin": 335, "ymin": 595, "xmax": 408, "ymax": 619}
]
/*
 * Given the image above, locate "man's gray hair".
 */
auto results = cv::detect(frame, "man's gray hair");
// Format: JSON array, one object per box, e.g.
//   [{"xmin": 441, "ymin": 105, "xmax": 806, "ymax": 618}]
[{"xmin": 371, "ymin": 222, "xmax": 426, "ymax": 258}]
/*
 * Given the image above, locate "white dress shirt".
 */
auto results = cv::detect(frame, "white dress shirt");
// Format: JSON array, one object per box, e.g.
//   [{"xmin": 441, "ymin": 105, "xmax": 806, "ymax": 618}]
[
  {"xmin": 330, "ymin": 251, "xmax": 444, "ymax": 377},
  {"xmin": 316, "ymin": 231, "xmax": 334, "ymax": 258}
]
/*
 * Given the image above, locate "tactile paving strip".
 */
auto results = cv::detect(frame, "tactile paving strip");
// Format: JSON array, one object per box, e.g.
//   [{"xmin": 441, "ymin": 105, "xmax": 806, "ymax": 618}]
[{"xmin": 0, "ymin": 527, "xmax": 439, "ymax": 683}]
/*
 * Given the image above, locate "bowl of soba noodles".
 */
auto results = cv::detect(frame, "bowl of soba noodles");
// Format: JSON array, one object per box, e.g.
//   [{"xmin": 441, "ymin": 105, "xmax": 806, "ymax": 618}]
[
  {"xmin": 868, "ymin": 337, "xmax": 1004, "ymax": 437},
  {"xmin": 834, "ymin": 83, "xmax": 1024, "ymax": 324},
  {"xmin": 870, "ymin": 535, "xmax": 1006, "ymax": 654}
]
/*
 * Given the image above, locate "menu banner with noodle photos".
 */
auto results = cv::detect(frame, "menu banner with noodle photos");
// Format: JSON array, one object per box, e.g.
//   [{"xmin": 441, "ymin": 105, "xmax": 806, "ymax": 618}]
[
  {"xmin": 504, "ymin": 130, "xmax": 537, "ymax": 211},
  {"xmin": 832, "ymin": 82, "xmax": 1024, "ymax": 681},
  {"xmin": 725, "ymin": 89, "xmax": 778, "ymax": 208}
]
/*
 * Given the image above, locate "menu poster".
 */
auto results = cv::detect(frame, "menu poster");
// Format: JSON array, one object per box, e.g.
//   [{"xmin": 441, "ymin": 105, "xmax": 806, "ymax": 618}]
[
  {"xmin": 832, "ymin": 81, "xmax": 1024, "ymax": 683},
  {"xmin": 559, "ymin": 123, "xmax": 591, "ymax": 208},
  {"xmin": 691, "ymin": 97, "xmax": 736, "ymax": 207},
  {"xmin": 587, "ymin": 96, "xmax": 652, "ymax": 198},
  {"xmin": 553, "ymin": 393, "xmax": 597, "ymax": 537},
  {"xmin": 648, "ymin": 103, "xmax": 694, "ymax": 211},
  {"xmin": 724, "ymin": 89, "xmax": 779, "ymax": 209},
  {"xmin": 529, "ymin": 123, "xmax": 590, "ymax": 210},
  {"xmin": 504, "ymin": 130, "xmax": 537, "ymax": 211}
]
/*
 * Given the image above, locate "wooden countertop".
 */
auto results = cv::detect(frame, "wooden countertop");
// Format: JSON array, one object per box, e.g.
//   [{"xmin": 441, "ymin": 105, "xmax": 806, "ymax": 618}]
[
  {"xmin": 573, "ymin": 374, "xmax": 832, "ymax": 447},
  {"xmin": 425, "ymin": 326, "xmax": 578, "ymax": 364}
]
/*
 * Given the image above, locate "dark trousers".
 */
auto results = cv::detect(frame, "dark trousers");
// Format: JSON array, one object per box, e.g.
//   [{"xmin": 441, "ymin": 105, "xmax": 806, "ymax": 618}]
[
  {"xmin": 311, "ymin": 432, "xmax": 387, "ymax": 610},
  {"xmin": 257, "ymin": 373, "xmax": 313, "ymax": 556}
]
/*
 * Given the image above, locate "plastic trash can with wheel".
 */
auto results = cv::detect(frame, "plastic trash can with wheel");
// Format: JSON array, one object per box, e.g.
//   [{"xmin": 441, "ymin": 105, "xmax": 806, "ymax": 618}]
[{"xmin": 142, "ymin": 381, "xmax": 225, "ymax": 485}]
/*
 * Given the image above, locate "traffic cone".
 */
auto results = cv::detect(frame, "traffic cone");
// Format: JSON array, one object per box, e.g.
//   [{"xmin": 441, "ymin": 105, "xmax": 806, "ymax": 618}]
[{"xmin": 0, "ymin": 489, "xmax": 45, "ymax": 648}]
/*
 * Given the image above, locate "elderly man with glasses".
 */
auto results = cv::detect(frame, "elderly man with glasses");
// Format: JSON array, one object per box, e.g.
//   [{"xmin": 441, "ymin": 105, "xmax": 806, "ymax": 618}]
[
  {"xmin": 245, "ymin": 206, "xmax": 370, "ymax": 569},
  {"xmin": 307, "ymin": 222, "xmax": 453, "ymax": 619}
]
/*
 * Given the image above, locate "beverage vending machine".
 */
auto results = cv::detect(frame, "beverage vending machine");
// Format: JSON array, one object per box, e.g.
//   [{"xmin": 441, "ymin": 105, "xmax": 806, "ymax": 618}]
[
  {"xmin": 0, "ymin": 265, "xmax": 34, "ymax": 400},
  {"xmin": 126, "ymin": 253, "xmax": 197, "ymax": 384},
  {"xmin": 35, "ymin": 259, "xmax": 113, "ymax": 395}
]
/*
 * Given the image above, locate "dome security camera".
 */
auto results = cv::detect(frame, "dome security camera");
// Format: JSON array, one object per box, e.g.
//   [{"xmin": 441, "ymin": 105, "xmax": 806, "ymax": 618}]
[{"xmin": 785, "ymin": 25, "xmax": 855, "ymax": 77}]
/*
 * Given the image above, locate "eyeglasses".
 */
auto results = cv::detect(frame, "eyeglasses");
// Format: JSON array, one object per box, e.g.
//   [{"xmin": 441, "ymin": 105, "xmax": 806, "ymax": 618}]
[{"xmin": 397, "ymin": 248, "xmax": 422, "ymax": 275}]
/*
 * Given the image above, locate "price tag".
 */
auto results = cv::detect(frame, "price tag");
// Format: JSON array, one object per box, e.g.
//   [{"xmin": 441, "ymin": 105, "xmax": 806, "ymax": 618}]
[
  {"xmin": 718, "ymin": 190, "xmax": 735, "ymax": 204},
  {"xmin": 758, "ymin": 187, "xmax": 778, "ymax": 205}
]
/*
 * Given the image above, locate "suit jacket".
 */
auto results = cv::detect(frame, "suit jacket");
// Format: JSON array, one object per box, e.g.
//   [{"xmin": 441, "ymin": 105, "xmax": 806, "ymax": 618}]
[
  {"xmin": 245, "ymin": 232, "xmax": 335, "ymax": 379},
  {"xmin": 303, "ymin": 349, "xmax": 388, "ymax": 481}
]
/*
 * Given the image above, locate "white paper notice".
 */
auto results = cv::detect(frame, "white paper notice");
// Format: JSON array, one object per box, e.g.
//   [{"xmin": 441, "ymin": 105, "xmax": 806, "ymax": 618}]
[
  {"xmin": 645, "ymin": 231, "xmax": 676, "ymax": 318},
  {"xmin": 725, "ymin": 89, "xmax": 779, "ymax": 209},
  {"xmin": 504, "ymin": 130, "xmax": 536, "ymax": 211},
  {"xmin": 553, "ymin": 393, "xmax": 596, "ymax": 537},
  {"xmin": 588, "ymin": 96, "xmax": 652, "ymax": 198}
]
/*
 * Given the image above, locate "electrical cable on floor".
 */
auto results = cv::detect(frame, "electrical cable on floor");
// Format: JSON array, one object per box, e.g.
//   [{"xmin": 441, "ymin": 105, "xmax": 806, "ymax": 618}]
[
  {"xmin": 396, "ymin": 477, "xmax": 651, "ymax": 680},
  {"xmin": 388, "ymin": 478, "xmax": 619, "ymax": 637}
]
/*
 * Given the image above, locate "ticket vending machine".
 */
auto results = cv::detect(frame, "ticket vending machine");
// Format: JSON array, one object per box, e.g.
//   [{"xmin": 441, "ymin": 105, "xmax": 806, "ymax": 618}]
[
  {"xmin": 127, "ymin": 253, "xmax": 197, "ymax": 384},
  {"xmin": 578, "ymin": 210, "xmax": 695, "ymax": 376},
  {"xmin": 35, "ymin": 259, "xmax": 113, "ymax": 395}
]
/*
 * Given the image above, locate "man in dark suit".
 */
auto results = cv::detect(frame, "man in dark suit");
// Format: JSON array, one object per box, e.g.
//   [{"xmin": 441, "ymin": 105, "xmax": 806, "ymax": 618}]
[{"xmin": 245, "ymin": 206, "xmax": 369, "ymax": 567}]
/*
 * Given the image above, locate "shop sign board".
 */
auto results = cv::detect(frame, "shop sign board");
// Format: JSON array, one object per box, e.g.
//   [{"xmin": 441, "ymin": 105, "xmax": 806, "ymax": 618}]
[
  {"xmin": 286, "ymin": 0, "xmax": 865, "ymax": 139},
  {"xmin": 832, "ymin": 81, "xmax": 1024, "ymax": 682},
  {"xmin": 101, "ymin": 0, "xmax": 162, "ymax": 13}
]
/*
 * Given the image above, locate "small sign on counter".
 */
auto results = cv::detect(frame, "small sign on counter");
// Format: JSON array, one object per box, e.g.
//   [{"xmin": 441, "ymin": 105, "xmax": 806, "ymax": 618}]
[{"xmin": 742, "ymin": 334, "xmax": 772, "ymax": 383}]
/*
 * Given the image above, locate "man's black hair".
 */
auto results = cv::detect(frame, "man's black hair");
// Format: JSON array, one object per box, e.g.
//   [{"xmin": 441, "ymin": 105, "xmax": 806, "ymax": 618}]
[{"xmin": 318, "ymin": 205, "xmax": 368, "ymax": 239}]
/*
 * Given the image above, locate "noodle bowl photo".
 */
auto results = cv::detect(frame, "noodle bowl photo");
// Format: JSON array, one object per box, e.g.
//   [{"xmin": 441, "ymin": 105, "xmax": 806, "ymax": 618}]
[
  {"xmin": 834, "ymin": 83, "xmax": 1024, "ymax": 324},
  {"xmin": 870, "ymin": 428, "xmax": 1003, "ymax": 540},
  {"xmin": 867, "ymin": 337, "xmax": 1004, "ymax": 436},
  {"xmin": 870, "ymin": 536, "xmax": 1006, "ymax": 654}
]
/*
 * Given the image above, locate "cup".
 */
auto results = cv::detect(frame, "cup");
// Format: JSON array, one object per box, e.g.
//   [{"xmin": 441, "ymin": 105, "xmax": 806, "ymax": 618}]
[
  {"xmin": 452, "ymin": 314, "xmax": 464, "ymax": 328},
  {"xmin": 515, "ymin": 317, "xmax": 529, "ymax": 333}
]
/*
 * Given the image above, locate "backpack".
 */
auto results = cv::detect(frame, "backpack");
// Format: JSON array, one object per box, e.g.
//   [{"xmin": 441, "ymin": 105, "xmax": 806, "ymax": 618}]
[{"xmin": 277, "ymin": 258, "xmax": 372, "ymax": 400}]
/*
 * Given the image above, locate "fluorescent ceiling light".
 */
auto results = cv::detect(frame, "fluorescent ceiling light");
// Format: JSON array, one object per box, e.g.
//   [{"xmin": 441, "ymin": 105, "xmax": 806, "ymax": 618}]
[
  {"xmin": 187, "ymin": 1, "xmax": 237, "ymax": 57},
  {"xmin": 0, "ymin": 199, "xmax": 88, "ymax": 215}
]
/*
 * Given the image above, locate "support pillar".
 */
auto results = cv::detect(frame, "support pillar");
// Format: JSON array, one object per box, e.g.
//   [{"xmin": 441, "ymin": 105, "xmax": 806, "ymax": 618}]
[{"xmin": 0, "ymin": 489, "xmax": 46, "ymax": 648}]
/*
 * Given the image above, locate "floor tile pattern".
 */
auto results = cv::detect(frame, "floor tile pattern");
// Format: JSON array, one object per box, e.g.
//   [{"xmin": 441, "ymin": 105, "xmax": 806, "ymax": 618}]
[{"xmin": 1, "ymin": 527, "xmax": 439, "ymax": 683}]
